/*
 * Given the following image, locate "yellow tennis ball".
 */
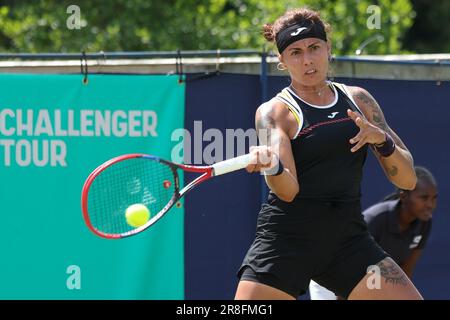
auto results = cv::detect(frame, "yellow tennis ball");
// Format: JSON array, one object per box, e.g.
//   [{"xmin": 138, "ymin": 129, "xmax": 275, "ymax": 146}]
[{"xmin": 125, "ymin": 204, "xmax": 150, "ymax": 228}]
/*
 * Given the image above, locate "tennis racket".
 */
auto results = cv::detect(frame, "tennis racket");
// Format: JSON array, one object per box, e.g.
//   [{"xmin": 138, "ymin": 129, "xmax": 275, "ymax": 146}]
[{"xmin": 81, "ymin": 153, "xmax": 252, "ymax": 239}]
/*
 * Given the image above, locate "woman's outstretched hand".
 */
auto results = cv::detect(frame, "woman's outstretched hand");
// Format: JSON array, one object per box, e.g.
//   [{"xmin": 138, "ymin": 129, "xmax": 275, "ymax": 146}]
[{"xmin": 347, "ymin": 109, "xmax": 386, "ymax": 152}]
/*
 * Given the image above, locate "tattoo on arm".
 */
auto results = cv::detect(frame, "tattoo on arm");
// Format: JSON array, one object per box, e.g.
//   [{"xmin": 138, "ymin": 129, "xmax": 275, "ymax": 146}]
[
  {"xmin": 377, "ymin": 259, "xmax": 408, "ymax": 286},
  {"xmin": 353, "ymin": 89, "xmax": 408, "ymax": 151},
  {"xmin": 256, "ymin": 106, "xmax": 277, "ymax": 144},
  {"xmin": 388, "ymin": 165, "xmax": 398, "ymax": 177},
  {"xmin": 353, "ymin": 91, "xmax": 388, "ymax": 131},
  {"xmin": 256, "ymin": 108, "xmax": 276, "ymax": 130}
]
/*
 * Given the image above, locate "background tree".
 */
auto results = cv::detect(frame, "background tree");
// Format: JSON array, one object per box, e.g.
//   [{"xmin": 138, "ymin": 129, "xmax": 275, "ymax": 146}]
[
  {"xmin": 0, "ymin": 0, "xmax": 433, "ymax": 55},
  {"xmin": 402, "ymin": 0, "xmax": 450, "ymax": 53}
]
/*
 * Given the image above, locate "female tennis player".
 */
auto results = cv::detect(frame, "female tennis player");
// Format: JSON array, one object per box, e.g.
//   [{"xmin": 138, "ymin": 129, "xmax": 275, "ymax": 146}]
[
  {"xmin": 309, "ymin": 166, "xmax": 437, "ymax": 299},
  {"xmin": 235, "ymin": 7, "xmax": 423, "ymax": 300}
]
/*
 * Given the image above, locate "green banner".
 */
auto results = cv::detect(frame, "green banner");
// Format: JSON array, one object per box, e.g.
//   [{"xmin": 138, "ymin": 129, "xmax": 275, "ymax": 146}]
[{"xmin": 0, "ymin": 74, "xmax": 185, "ymax": 299}]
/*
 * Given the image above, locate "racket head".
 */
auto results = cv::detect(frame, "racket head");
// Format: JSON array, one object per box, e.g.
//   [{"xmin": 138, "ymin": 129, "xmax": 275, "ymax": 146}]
[{"xmin": 81, "ymin": 154, "xmax": 181, "ymax": 239}]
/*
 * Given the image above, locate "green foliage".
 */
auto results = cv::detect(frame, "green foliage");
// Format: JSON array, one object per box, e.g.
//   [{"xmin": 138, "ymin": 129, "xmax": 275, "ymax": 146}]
[
  {"xmin": 0, "ymin": 0, "xmax": 415, "ymax": 55},
  {"xmin": 403, "ymin": 0, "xmax": 450, "ymax": 53}
]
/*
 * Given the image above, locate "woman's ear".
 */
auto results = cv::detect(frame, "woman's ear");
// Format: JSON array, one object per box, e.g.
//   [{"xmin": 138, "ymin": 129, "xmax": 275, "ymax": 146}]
[{"xmin": 278, "ymin": 53, "xmax": 283, "ymax": 64}]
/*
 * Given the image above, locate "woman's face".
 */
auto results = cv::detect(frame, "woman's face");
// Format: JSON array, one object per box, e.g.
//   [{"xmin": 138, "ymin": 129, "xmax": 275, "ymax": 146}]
[
  {"xmin": 279, "ymin": 38, "xmax": 330, "ymax": 87},
  {"xmin": 402, "ymin": 180, "xmax": 438, "ymax": 222}
]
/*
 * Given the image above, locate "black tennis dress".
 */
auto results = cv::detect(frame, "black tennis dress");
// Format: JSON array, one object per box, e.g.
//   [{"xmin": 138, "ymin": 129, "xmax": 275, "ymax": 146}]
[{"xmin": 238, "ymin": 82, "xmax": 388, "ymax": 298}]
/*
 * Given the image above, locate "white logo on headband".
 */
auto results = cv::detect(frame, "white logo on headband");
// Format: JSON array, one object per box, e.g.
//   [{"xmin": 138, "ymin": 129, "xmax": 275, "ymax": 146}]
[{"xmin": 291, "ymin": 27, "xmax": 308, "ymax": 36}]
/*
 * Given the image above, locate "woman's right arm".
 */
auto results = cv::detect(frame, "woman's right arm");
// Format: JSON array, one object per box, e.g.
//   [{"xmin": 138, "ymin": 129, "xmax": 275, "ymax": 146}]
[{"xmin": 245, "ymin": 100, "xmax": 300, "ymax": 202}]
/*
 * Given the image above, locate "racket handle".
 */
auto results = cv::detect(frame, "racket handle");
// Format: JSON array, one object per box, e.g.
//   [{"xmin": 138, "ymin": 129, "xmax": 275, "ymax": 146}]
[{"xmin": 212, "ymin": 153, "xmax": 252, "ymax": 176}]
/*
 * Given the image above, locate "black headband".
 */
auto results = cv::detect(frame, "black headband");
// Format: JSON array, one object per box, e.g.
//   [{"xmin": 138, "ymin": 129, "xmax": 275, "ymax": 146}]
[{"xmin": 275, "ymin": 21, "xmax": 327, "ymax": 54}]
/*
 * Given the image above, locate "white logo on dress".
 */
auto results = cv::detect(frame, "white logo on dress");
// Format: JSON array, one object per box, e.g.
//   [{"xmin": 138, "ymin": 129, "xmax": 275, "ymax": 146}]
[
  {"xmin": 291, "ymin": 27, "xmax": 308, "ymax": 36},
  {"xmin": 327, "ymin": 112, "xmax": 339, "ymax": 119}
]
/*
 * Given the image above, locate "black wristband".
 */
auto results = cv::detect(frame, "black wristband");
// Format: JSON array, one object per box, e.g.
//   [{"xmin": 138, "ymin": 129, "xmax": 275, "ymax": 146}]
[
  {"xmin": 374, "ymin": 132, "xmax": 396, "ymax": 157},
  {"xmin": 263, "ymin": 158, "xmax": 284, "ymax": 176},
  {"xmin": 272, "ymin": 161, "xmax": 284, "ymax": 176}
]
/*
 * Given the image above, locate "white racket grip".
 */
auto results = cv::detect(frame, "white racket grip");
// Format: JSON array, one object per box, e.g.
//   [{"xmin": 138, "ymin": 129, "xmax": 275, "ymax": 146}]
[{"xmin": 212, "ymin": 153, "xmax": 252, "ymax": 176}]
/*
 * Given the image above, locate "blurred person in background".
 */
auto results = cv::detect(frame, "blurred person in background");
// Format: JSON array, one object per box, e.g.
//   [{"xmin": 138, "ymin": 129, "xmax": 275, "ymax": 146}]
[{"xmin": 310, "ymin": 166, "xmax": 438, "ymax": 300}]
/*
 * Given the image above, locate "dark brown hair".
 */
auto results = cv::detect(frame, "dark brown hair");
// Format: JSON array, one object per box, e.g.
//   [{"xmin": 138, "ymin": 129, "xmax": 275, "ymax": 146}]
[{"xmin": 263, "ymin": 8, "xmax": 331, "ymax": 43}]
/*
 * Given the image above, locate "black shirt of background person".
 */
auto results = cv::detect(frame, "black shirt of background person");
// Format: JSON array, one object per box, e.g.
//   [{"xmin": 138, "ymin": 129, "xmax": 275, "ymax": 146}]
[{"xmin": 363, "ymin": 200, "xmax": 432, "ymax": 266}]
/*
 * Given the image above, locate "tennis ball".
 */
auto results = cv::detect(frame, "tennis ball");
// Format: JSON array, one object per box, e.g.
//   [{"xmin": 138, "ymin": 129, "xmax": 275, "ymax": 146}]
[{"xmin": 125, "ymin": 204, "xmax": 150, "ymax": 228}]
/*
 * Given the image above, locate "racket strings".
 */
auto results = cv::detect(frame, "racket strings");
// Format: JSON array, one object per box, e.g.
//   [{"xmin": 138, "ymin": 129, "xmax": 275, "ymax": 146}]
[{"xmin": 87, "ymin": 158, "xmax": 176, "ymax": 235}]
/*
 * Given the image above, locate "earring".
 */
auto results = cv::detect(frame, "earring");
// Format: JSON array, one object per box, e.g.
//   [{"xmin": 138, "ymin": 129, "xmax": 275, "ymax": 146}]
[
  {"xmin": 277, "ymin": 62, "xmax": 287, "ymax": 71},
  {"xmin": 328, "ymin": 55, "xmax": 333, "ymax": 62}
]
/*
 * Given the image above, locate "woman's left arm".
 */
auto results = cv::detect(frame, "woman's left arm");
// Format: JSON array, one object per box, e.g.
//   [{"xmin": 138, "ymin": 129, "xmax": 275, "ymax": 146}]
[{"xmin": 347, "ymin": 86, "xmax": 417, "ymax": 190}]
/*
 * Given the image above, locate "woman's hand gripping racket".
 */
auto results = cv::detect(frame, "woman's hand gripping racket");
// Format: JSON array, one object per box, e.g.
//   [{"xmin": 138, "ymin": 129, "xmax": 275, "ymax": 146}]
[{"xmin": 81, "ymin": 153, "xmax": 252, "ymax": 239}]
